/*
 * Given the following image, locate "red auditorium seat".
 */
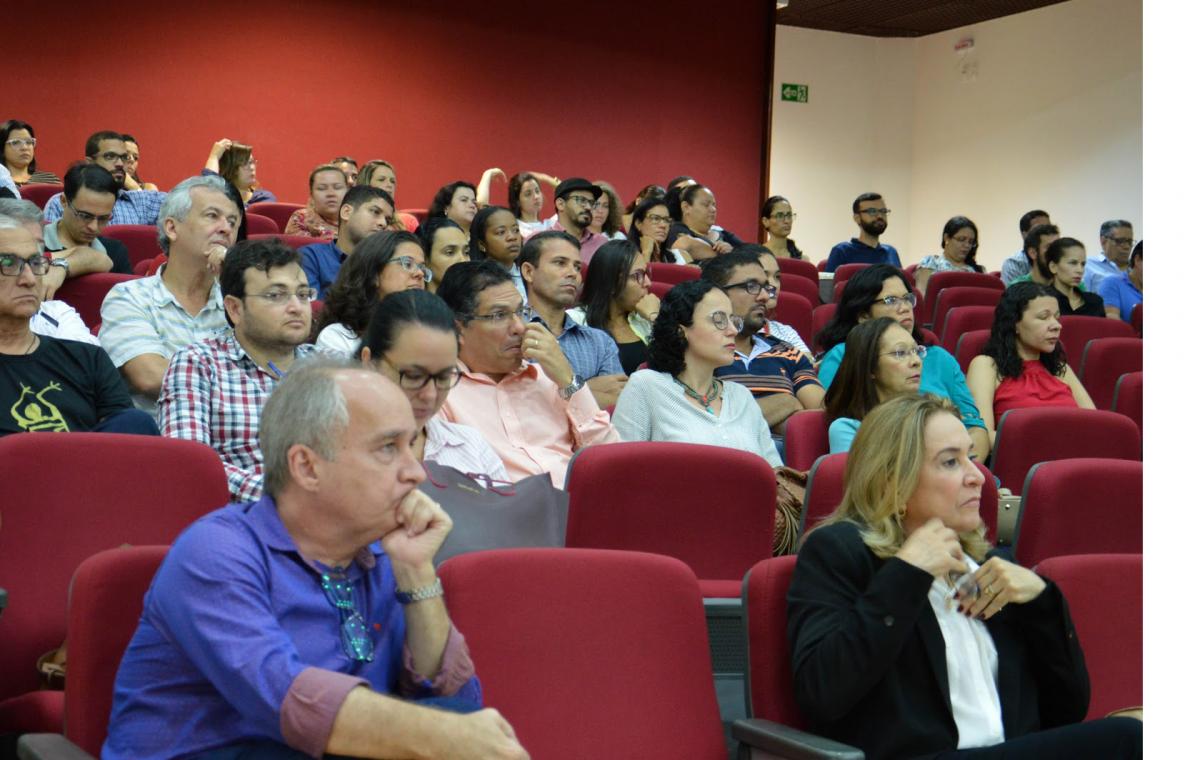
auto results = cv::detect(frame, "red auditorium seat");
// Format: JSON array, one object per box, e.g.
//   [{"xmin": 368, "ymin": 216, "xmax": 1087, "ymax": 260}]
[
  {"xmin": 930, "ymin": 286, "xmax": 1002, "ymax": 339},
  {"xmin": 564, "ymin": 442, "xmax": 775, "ymax": 598},
  {"xmin": 784, "ymin": 409, "xmax": 829, "ymax": 472},
  {"xmin": 779, "ymin": 272, "xmax": 819, "ymax": 306},
  {"xmin": 773, "ymin": 291, "xmax": 813, "ymax": 346},
  {"xmin": 940, "ymin": 306, "xmax": 995, "ymax": 359},
  {"xmin": 1129, "ymin": 303, "xmax": 1142, "ymax": 335},
  {"xmin": 776, "ymin": 257, "xmax": 819, "ymax": 286},
  {"xmin": 1079, "ymin": 337, "xmax": 1142, "ymax": 411},
  {"xmin": 1014, "ymin": 458, "xmax": 1142, "ymax": 567},
  {"xmin": 1057, "ymin": 315, "xmax": 1135, "ymax": 372},
  {"xmin": 649, "ymin": 280, "xmax": 671, "ymax": 300},
  {"xmin": 923, "ymin": 271, "xmax": 1003, "ymax": 327},
  {"xmin": 954, "ymin": 328, "xmax": 990, "ymax": 373},
  {"xmin": 134, "ymin": 253, "xmax": 166, "ymax": 276},
  {"xmin": 811, "ymin": 303, "xmax": 837, "ymax": 351},
  {"xmin": 399, "ymin": 208, "xmax": 428, "ymax": 225},
  {"xmin": 440, "ymin": 548, "xmax": 730, "ymax": 759},
  {"xmin": 244, "ymin": 212, "xmax": 279, "ymax": 235},
  {"xmin": 990, "ymin": 408, "xmax": 1141, "ymax": 494},
  {"xmin": 1034, "ymin": 554, "xmax": 1142, "ymax": 720},
  {"xmin": 54, "ymin": 273, "xmax": 139, "ymax": 328},
  {"xmin": 247, "ymin": 233, "xmax": 320, "ymax": 250},
  {"xmin": 831, "ymin": 262, "xmax": 869, "ymax": 286},
  {"xmin": 245, "ymin": 201, "xmax": 302, "ymax": 231},
  {"xmin": 1112, "ymin": 371, "xmax": 1142, "ymax": 434},
  {"xmin": 19, "ymin": 183, "xmax": 62, "ymax": 209},
  {"xmin": 647, "ymin": 262, "xmax": 698, "ymax": 285},
  {"xmin": 0, "ymin": 434, "xmax": 228, "ymax": 736},
  {"xmin": 100, "ymin": 225, "xmax": 162, "ymax": 269}
]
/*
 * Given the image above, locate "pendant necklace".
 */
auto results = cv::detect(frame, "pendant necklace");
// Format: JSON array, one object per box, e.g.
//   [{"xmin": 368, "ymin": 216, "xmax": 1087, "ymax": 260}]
[{"xmin": 673, "ymin": 375, "xmax": 721, "ymax": 415}]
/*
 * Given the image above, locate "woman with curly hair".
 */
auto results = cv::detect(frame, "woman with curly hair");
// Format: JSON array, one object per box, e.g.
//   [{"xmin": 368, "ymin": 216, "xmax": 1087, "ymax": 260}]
[
  {"xmin": 425, "ymin": 179, "xmax": 477, "ymax": 233},
  {"xmin": 966, "ymin": 281, "xmax": 1094, "ymax": 445},
  {"xmin": 313, "ymin": 230, "xmax": 431, "ymax": 356},
  {"xmin": 612, "ymin": 279, "xmax": 780, "ymax": 466}
]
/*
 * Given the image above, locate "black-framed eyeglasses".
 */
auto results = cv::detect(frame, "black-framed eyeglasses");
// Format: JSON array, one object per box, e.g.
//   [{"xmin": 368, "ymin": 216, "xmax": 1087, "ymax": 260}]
[
  {"xmin": 628, "ymin": 268, "xmax": 650, "ymax": 285},
  {"xmin": 244, "ymin": 288, "xmax": 317, "ymax": 305},
  {"xmin": 709, "ymin": 310, "xmax": 744, "ymax": 332},
  {"xmin": 949, "ymin": 235, "xmax": 976, "ymax": 247},
  {"xmin": 879, "ymin": 345, "xmax": 927, "ymax": 362},
  {"xmin": 94, "ymin": 151, "xmax": 131, "ymax": 163},
  {"xmin": 858, "ymin": 207, "xmax": 891, "ymax": 217},
  {"xmin": 461, "ymin": 304, "xmax": 536, "ymax": 325},
  {"xmin": 387, "ymin": 255, "xmax": 433, "ymax": 283},
  {"xmin": 320, "ymin": 573, "xmax": 374, "ymax": 662},
  {"xmin": 397, "ymin": 366, "xmax": 462, "ymax": 391},
  {"xmin": 0, "ymin": 252, "xmax": 50, "ymax": 277},
  {"xmin": 722, "ymin": 279, "xmax": 777, "ymax": 297},
  {"xmin": 567, "ymin": 195, "xmax": 595, "ymax": 209},
  {"xmin": 67, "ymin": 201, "xmax": 113, "ymax": 226},
  {"xmin": 1104, "ymin": 235, "xmax": 1134, "ymax": 246},
  {"xmin": 872, "ymin": 293, "xmax": 917, "ymax": 309}
]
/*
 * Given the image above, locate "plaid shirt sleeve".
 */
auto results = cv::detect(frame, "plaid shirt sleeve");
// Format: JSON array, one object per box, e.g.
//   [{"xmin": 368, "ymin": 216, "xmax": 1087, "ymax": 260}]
[{"xmin": 42, "ymin": 193, "xmax": 64, "ymax": 223}]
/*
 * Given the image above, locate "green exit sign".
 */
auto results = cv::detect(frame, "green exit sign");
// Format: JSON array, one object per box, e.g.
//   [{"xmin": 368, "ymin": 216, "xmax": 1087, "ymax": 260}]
[{"xmin": 781, "ymin": 83, "xmax": 808, "ymax": 103}]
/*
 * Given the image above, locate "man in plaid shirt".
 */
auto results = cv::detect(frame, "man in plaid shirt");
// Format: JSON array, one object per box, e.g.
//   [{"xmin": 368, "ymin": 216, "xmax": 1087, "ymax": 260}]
[{"xmin": 159, "ymin": 238, "xmax": 319, "ymax": 501}]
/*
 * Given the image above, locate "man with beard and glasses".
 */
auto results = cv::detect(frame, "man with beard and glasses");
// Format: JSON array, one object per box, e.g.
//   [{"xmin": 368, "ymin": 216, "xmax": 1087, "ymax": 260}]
[
  {"xmin": 42, "ymin": 130, "xmax": 167, "ymax": 225},
  {"xmin": 824, "ymin": 192, "xmax": 902, "ymax": 273},
  {"xmin": 702, "ymin": 251, "xmax": 824, "ymax": 436},
  {"xmin": 548, "ymin": 177, "xmax": 606, "ymax": 263},
  {"xmin": 158, "ymin": 238, "xmax": 321, "ymax": 502},
  {"xmin": 518, "ymin": 231, "xmax": 625, "ymax": 408}
]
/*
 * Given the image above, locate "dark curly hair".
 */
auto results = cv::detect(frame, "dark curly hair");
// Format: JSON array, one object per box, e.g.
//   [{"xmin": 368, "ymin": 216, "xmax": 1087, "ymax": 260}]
[
  {"xmin": 316, "ymin": 230, "xmax": 424, "ymax": 338},
  {"xmin": 823, "ymin": 317, "xmax": 900, "ymax": 424},
  {"xmin": 647, "ymin": 279, "xmax": 718, "ymax": 375},
  {"xmin": 815, "ymin": 264, "xmax": 924, "ymax": 352},
  {"xmin": 426, "ymin": 179, "xmax": 476, "ymax": 223},
  {"xmin": 981, "ymin": 281, "xmax": 1066, "ymax": 380},
  {"xmin": 578, "ymin": 239, "xmax": 640, "ymax": 330}
]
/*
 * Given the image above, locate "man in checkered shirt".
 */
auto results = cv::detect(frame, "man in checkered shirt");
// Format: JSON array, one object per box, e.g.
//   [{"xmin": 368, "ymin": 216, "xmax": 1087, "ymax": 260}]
[{"xmin": 158, "ymin": 238, "xmax": 319, "ymax": 501}]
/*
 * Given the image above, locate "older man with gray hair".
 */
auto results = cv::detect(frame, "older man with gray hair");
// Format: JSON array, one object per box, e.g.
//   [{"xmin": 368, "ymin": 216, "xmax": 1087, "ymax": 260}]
[
  {"xmin": 103, "ymin": 359, "xmax": 528, "ymax": 759},
  {"xmin": 99, "ymin": 175, "xmax": 240, "ymax": 406}
]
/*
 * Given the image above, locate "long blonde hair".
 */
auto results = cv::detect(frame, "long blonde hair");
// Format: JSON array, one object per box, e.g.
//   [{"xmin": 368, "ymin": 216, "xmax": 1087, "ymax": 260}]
[{"xmin": 821, "ymin": 394, "xmax": 990, "ymax": 562}]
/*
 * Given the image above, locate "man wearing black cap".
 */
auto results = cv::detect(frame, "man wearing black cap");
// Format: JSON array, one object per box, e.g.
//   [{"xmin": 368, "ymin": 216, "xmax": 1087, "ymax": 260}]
[{"xmin": 549, "ymin": 177, "xmax": 606, "ymax": 263}]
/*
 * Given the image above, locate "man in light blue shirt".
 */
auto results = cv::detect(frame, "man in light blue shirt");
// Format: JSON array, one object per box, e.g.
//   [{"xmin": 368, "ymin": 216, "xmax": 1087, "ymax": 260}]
[
  {"xmin": 1000, "ymin": 209, "xmax": 1050, "ymax": 285},
  {"xmin": 42, "ymin": 130, "xmax": 166, "ymax": 225},
  {"xmin": 1083, "ymin": 219, "xmax": 1134, "ymax": 292}
]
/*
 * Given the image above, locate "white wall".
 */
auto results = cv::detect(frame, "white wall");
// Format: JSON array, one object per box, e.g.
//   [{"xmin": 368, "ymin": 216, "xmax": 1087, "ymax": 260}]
[{"xmin": 769, "ymin": 0, "xmax": 1142, "ymax": 272}]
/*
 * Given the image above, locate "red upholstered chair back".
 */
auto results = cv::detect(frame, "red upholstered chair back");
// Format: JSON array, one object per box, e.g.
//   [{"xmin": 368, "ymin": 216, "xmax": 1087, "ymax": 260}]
[
  {"xmin": 1130, "ymin": 303, "xmax": 1142, "ymax": 335},
  {"xmin": 811, "ymin": 303, "xmax": 837, "ymax": 351},
  {"xmin": 54, "ymin": 273, "xmax": 139, "ymax": 328},
  {"xmin": 440, "ymin": 548, "xmax": 728, "ymax": 760},
  {"xmin": 799, "ymin": 452, "xmax": 848, "ymax": 534},
  {"xmin": 1113, "ymin": 371, "xmax": 1143, "ymax": 434},
  {"xmin": 991, "ymin": 408, "xmax": 1141, "ymax": 494},
  {"xmin": 772, "ymin": 291, "xmax": 813, "ymax": 345},
  {"xmin": 1080, "ymin": 337, "xmax": 1143, "ymax": 411},
  {"xmin": 742, "ymin": 555, "xmax": 805, "ymax": 727},
  {"xmin": 64, "ymin": 546, "xmax": 169, "ymax": 755},
  {"xmin": 565, "ymin": 442, "xmax": 775, "ymax": 597},
  {"xmin": 940, "ymin": 306, "xmax": 995, "ymax": 360},
  {"xmin": 648, "ymin": 280, "xmax": 672, "ymax": 300},
  {"xmin": 133, "ymin": 253, "xmax": 167, "ymax": 276},
  {"xmin": 247, "ymin": 233, "xmax": 321, "ymax": 250},
  {"xmin": 779, "ymin": 272, "xmax": 820, "ymax": 306},
  {"xmin": 1057, "ymin": 316, "xmax": 1136, "ymax": 372},
  {"xmin": 924, "ymin": 272, "xmax": 1003, "ymax": 326},
  {"xmin": 0, "ymin": 434, "xmax": 228, "ymax": 710},
  {"xmin": 245, "ymin": 201, "xmax": 302, "ymax": 230},
  {"xmin": 19, "ymin": 183, "xmax": 62, "ymax": 209},
  {"xmin": 954, "ymin": 329, "xmax": 990, "ymax": 373},
  {"xmin": 831, "ymin": 262, "xmax": 869, "ymax": 285},
  {"xmin": 101, "ymin": 225, "xmax": 162, "ymax": 269},
  {"xmin": 932, "ymin": 287, "xmax": 1002, "ymax": 339},
  {"xmin": 776, "ymin": 257, "xmax": 819, "ymax": 285},
  {"xmin": 784, "ymin": 409, "xmax": 828, "ymax": 472},
  {"xmin": 1014, "ymin": 459, "xmax": 1142, "ymax": 567},
  {"xmin": 244, "ymin": 212, "xmax": 279, "ymax": 235},
  {"xmin": 647, "ymin": 261, "xmax": 699, "ymax": 285},
  {"xmin": 399, "ymin": 208, "xmax": 428, "ymax": 224},
  {"xmin": 1034, "ymin": 553, "xmax": 1142, "ymax": 720}
]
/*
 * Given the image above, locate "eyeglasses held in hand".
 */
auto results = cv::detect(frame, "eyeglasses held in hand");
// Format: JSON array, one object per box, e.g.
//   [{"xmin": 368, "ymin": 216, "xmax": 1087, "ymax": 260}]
[
  {"xmin": 708, "ymin": 310, "xmax": 744, "ymax": 332},
  {"xmin": 388, "ymin": 255, "xmax": 433, "ymax": 283},
  {"xmin": 879, "ymin": 345, "xmax": 927, "ymax": 362},
  {"xmin": 872, "ymin": 293, "xmax": 918, "ymax": 310},
  {"xmin": 0, "ymin": 252, "xmax": 50, "ymax": 277},
  {"xmin": 320, "ymin": 574, "xmax": 374, "ymax": 662},
  {"xmin": 244, "ymin": 288, "xmax": 317, "ymax": 305}
]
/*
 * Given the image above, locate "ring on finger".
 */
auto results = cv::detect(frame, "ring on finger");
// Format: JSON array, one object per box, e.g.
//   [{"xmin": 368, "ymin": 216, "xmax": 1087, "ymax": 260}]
[{"xmin": 986, "ymin": 585, "xmax": 995, "ymax": 596}]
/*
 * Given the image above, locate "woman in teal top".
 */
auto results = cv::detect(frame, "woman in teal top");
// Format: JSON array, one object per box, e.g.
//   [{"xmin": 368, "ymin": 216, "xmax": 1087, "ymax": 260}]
[{"xmin": 815, "ymin": 264, "xmax": 990, "ymax": 461}]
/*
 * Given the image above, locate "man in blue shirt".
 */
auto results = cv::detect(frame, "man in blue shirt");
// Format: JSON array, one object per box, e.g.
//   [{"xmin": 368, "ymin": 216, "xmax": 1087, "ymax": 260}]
[
  {"xmin": 42, "ymin": 130, "xmax": 166, "ymax": 225},
  {"xmin": 520, "ymin": 230, "xmax": 626, "ymax": 408},
  {"xmin": 1000, "ymin": 209, "xmax": 1051, "ymax": 285},
  {"xmin": 1098, "ymin": 240, "xmax": 1143, "ymax": 322},
  {"xmin": 298, "ymin": 185, "xmax": 394, "ymax": 298},
  {"xmin": 1083, "ymin": 219, "xmax": 1134, "ymax": 292},
  {"xmin": 104, "ymin": 360, "xmax": 528, "ymax": 759},
  {"xmin": 824, "ymin": 192, "xmax": 901, "ymax": 273}
]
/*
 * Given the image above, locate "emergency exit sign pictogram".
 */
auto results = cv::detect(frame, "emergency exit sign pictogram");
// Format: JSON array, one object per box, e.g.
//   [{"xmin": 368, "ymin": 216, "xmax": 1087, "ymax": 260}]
[{"xmin": 782, "ymin": 83, "xmax": 807, "ymax": 102}]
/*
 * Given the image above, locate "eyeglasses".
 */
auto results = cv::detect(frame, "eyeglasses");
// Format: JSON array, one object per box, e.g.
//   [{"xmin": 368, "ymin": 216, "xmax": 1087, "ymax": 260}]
[
  {"xmin": 879, "ymin": 345, "xmax": 927, "ymax": 362},
  {"xmin": 770, "ymin": 212, "xmax": 797, "ymax": 222},
  {"xmin": 388, "ymin": 255, "xmax": 433, "ymax": 283},
  {"xmin": 243, "ymin": 288, "xmax": 317, "ymax": 305},
  {"xmin": 94, "ymin": 151, "xmax": 131, "ymax": 163},
  {"xmin": 0, "ymin": 252, "xmax": 50, "ymax": 276},
  {"xmin": 708, "ymin": 311, "xmax": 744, "ymax": 332},
  {"xmin": 1104, "ymin": 235, "xmax": 1134, "ymax": 246},
  {"xmin": 949, "ymin": 235, "xmax": 976, "ymax": 246},
  {"xmin": 462, "ymin": 304, "xmax": 536, "ymax": 325},
  {"xmin": 872, "ymin": 293, "xmax": 917, "ymax": 310},
  {"xmin": 858, "ymin": 207, "xmax": 891, "ymax": 217},
  {"xmin": 320, "ymin": 573, "xmax": 374, "ymax": 662},
  {"xmin": 628, "ymin": 268, "xmax": 650, "ymax": 285},
  {"xmin": 67, "ymin": 201, "xmax": 113, "ymax": 226},
  {"xmin": 722, "ymin": 279, "xmax": 778, "ymax": 297},
  {"xmin": 645, "ymin": 213, "xmax": 672, "ymax": 225},
  {"xmin": 5, "ymin": 138, "xmax": 36, "ymax": 149},
  {"xmin": 396, "ymin": 366, "xmax": 462, "ymax": 391},
  {"xmin": 567, "ymin": 195, "xmax": 595, "ymax": 209}
]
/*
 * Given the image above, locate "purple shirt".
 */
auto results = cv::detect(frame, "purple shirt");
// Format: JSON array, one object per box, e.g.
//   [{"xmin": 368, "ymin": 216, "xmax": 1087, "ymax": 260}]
[
  {"xmin": 551, "ymin": 220, "xmax": 606, "ymax": 263},
  {"xmin": 103, "ymin": 496, "xmax": 480, "ymax": 759}
]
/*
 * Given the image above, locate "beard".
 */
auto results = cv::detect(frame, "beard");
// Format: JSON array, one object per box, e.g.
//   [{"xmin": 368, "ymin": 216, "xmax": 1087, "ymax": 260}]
[{"xmin": 862, "ymin": 219, "xmax": 887, "ymax": 236}]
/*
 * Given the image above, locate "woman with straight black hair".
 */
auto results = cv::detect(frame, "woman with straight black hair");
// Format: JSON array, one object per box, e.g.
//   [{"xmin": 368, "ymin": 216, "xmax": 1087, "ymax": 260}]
[
  {"xmin": 1040, "ymin": 237, "xmax": 1105, "ymax": 317},
  {"xmin": 570, "ymin": 239, "xmax": 658, "ymax": 375},
  {"xmin": 1, "ymin": 119, "xmax": 59, "ymax": 185},
  {"xmin": 422, "ymin": 217, "xmax": 471, "ymax": 294},
  {"xmin": 915, "ymin": 216, "xmax": 984, "ymax": 294},
  {"xmin": 761, "ymin": 195, "xmax": 805, "ymax": 260},
  {"xmin": 627, "ymin": 196, "xmax": 686, "ymax": 264}
]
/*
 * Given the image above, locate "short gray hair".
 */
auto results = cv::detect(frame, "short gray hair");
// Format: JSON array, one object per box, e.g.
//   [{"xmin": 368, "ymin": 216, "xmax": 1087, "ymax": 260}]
[
  {"xmin": 0, "ymin": 213, "xmax": 24, "ymax": 232},
  {"xmin": 0, "ymin": 198, "xmax": 43, "ymax": 226},
  {"xmin": 1100, "ymin": 219, "xmax": 1133, "ymax": 238},
  {"xmin": 259, "ymin": 357, "xmax": 357, "ymax": 498},
  {"xmin": 157, "ymin": 174, "xmax": 234, "ymax": 252}
]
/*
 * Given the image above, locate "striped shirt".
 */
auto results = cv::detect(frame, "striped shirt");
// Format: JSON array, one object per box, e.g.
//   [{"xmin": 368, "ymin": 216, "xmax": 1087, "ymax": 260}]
[
  {"xmin": 159, "ymin": 334, "xmax": 319, "ymax": 502},
  {"xmin": 714, "ymin": 334, "xmax": 820, "ymax": 398},
  {"xmin": 532, "ymin": 310, "xmax": 623, "ymax": 381},
  {"xmin": 43, "ymin": 187, "xmax": 166, "ymax": 226}
]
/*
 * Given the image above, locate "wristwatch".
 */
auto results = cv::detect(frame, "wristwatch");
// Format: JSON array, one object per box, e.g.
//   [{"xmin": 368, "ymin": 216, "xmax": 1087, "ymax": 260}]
[
  {"xmin": 395, "ymin": 578, "xmax": 443, "ymax": 605},
  {"xmin": 49, "ymin": 258, "xmax": 70, "ymax": 276},
  {"xmin": 559, "ymin": 374, "xmax": 584, "ymax": 400}
]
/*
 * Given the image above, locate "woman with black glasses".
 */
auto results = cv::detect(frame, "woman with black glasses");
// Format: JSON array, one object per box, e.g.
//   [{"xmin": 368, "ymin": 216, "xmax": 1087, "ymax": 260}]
[
  {"xmin": 816, "ymin": 264, "xmax": 990, "ymax": 461},
  {"xmin": 571, "ymin": 240, "xmax": 659, "ymax": 375},
  {"xmin": 360, "ymin": 289, "xmax": 507, "ymax": 481},
  {"xmin": 761, "ymin": 195, "xmax": 806, "ymax": 260},
  {"xmin": 1, "ymin": 120, "xmax": 59, "ymax": 186}
]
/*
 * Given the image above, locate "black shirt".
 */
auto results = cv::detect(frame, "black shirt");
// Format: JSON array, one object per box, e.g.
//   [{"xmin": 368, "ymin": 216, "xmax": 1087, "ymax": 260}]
[
  {"xmin": 616, "ymin": 340, "xmax": 648, "ymax": 376},
  {"xmin": 0, "ymin": 335, "xmax": 133, "ymax": 436},
  {"xmin": 664, "ymin": 222, "xmax": 746, "ymax": 252},
  {"xmin": 1053, "ymin": 288, "xmax": 1106, "ymax": 318}
]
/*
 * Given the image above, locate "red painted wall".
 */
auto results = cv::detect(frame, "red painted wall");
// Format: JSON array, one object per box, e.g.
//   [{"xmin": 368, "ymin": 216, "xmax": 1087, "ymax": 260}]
[{"xmin": 12, "ymin": 0, "xmax": 771, "ymax": 236}]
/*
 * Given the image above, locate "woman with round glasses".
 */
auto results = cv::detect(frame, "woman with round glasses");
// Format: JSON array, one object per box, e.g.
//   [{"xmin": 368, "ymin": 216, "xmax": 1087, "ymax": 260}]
[
  {"xmin": 761, "ymin": 196, "xmax": 806, "ymax": 260},
  {"xmin": 613, "ymin": 279, "xmax": 781, "ymax": 465},
  {"xmin": 915, "ymin": 216, "xmax": 985, "ymax": 294},
  {"xmin": 203, "ymin": 138, "xmax": 276, "ymax": 206},
  {"xmin": 966, "ymin": 282, "xmax": 1094, "ymax": 446},
  {"xmin": 315, "ymin": 230, "xmax": 432, "ymax": 356},
  {"xmin": 572, "ymin": 240, "xmax": 659, "ymax": 375},
  {"xmin": 361, "ymin": 289, "xmax": 507, "ymax": 481},
  {"xmin": 1, "ymin": 120, "xmax": 60, "ymax": 186},
  {"xmin": 823, "ymin": 317, "xmax": 924, "ymax": 453},
  {"xmin": 817, "ymin": 264, "xmax": 990, "ymax": 460},
  {"xmin": 628, "ymin": 196, "xmax": 687, "ymax": 264}
]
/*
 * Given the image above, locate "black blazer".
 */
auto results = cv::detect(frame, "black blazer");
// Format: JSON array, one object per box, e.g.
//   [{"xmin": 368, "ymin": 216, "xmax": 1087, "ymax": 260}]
[{"xmin": 787, "ymin": 522, "xmax": 1089, "ymax": 760}]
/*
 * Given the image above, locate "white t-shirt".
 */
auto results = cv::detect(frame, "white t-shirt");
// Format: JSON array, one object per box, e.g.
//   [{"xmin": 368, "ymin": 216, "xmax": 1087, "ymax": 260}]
[
  {"xmin": 32, "ymin": 301, "xmax": 100, "ymax": 346},
  {"xmin": 315, "ymin": 323, "xmax": 358, "ymax": 358}
]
